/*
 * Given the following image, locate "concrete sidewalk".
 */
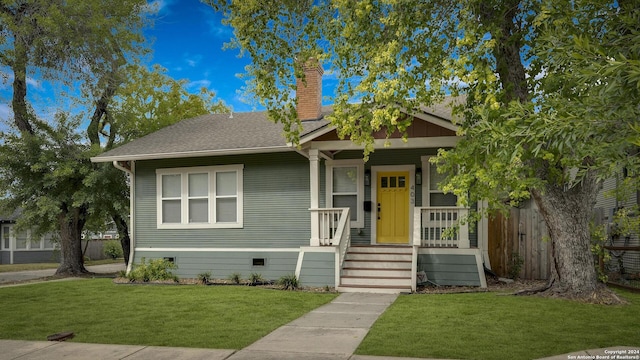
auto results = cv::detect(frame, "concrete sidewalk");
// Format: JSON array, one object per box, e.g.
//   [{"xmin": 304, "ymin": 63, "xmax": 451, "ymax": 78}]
[{"xmin": 0, "ymin": 263, "xmax": 125, "ymax": 285}]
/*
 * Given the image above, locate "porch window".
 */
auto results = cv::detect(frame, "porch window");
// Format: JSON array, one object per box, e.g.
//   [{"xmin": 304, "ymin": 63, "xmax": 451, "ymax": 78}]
[
  {"xmin": 29, "ymin": 233, "xmax": 41, "ymax": 249},
  {"xmin": 15, "ymin": 230, "xmax": 27, "ymax": 249},
  {"xmin": 43, "ymin": 233, "xmax": 56, "ymax": 249},
  {"xmin": 156, "ymin": 165, "xmax": 244, "ymax": 229},
  {"xmin": 422, "ymin": 156, "xmax": 457, "ymax": 206},
  {"xmin": 2, "ymin": 225, "xmax": 10, "ymax": 250},
  {"xmin": 326, "ymin": 160, "xmax": 364, "ymax": 228}
]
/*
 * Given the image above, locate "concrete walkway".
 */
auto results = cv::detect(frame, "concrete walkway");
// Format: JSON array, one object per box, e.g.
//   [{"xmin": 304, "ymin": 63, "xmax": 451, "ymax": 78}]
[
  {"xmin": 0, "ymin": 263, "xmax": 125, "ymax": 284},
  {"xmin": 229, "ymin": 292, "xmax": 397, "ymax": 360}
]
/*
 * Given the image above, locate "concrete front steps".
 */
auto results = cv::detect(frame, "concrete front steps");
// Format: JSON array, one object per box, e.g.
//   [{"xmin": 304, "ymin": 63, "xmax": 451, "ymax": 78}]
[{"xmin": 337, "ymin": 245, "xmax": 413, "ymax": 294}]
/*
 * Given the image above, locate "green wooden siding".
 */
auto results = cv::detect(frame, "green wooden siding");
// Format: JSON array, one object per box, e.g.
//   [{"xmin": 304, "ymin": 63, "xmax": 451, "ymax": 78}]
[
  {"xmin": 298, "ymin": 251, "xmax": 335, "ymax": 287},
  {"xmin": 418, "ymin": 253, "xmax": 481, "ymax": 286},
  {"xmin": 0, "ymin": 250, "xmax": 59, "ymax": 264},
  {"xmin": 134, "ymin": 250, "xmax": 299, "ymax": 280},
  {"xmin": 134, "ymin": 152, "xmax": 311, "ymax": 249}
]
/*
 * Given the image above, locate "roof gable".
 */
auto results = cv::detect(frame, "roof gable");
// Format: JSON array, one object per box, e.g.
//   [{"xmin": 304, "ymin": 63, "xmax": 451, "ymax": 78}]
[{"xmin": 309, "ymin": 115, "xmax": 456, "ymax": 142}]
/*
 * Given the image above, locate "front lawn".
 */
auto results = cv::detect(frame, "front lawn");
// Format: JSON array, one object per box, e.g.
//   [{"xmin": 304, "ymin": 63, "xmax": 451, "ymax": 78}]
[
  {"xmin": 357, "ymin": 291, "xmax": 640, "ymax": 360},
  {"xmin": 0, "ymin": 278, "xmax": 337, "ymax": 349}
]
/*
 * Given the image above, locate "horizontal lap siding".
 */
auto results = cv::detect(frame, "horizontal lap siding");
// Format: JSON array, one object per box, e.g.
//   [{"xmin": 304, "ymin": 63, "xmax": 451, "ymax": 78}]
[
  {"xmin": 134, "ymin": 152, "xmax": 310, "ymax": 249},
  {"xmin": 298, "ymin": 251, "xmax": 335, "ymax": 287},
  {"xmin": 135, "ymin": 250, "xmax": 298, "ymax": 280},
  {"xmin": 418, "ymin": 253, "xmax": 481, "ymax": 286},
  {"xmin": 9, "ymin": 251, "xmax": 59, "ymax": 264}
]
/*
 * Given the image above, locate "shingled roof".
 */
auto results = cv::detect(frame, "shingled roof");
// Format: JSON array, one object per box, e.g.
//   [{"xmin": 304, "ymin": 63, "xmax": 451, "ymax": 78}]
[
  {"xmin": 91, "ymin": 95, "xmax": 463, "ymax": 163},
  {"xmin": 92, "ymin": 108, "xmax": 332, "ymax": 162}
]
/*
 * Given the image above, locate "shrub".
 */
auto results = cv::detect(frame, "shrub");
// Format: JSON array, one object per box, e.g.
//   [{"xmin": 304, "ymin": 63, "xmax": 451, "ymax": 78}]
[
  {"xmin": 103, "ymin": 240, "xmax": 123, "ymax": 259},
  {"xmin": 248, "ymin": 272, "xmax": 263, "ymax": 286},
  {"xmin": 127, "ymin": 257, "xmax": 178, "ymax": 283},
  {"xmin": 229, "ymin": 272, "xmax": 242, "ymax": 284},
  {"xmin": 590, "ymin": 222, "xmax": 610, "ymax": 283},
  {"xmin": 197, "ymin": 271, "xmax": 212, "ymax": 284},
  {"xmin": 277, "ymin": 274, "xmax": 299, "ymax": 290},
  {"xmin": 508, "ymin": 252, "xmax": 524, "ymax": 280}
]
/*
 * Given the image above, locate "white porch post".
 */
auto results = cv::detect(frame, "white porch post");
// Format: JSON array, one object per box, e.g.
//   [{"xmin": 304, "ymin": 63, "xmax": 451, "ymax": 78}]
[
  {"xmin": 459, "ymin": 208, "xmax": 470, "ymax": 249},
  {"xmin": 477, "ymin": 200, "xmax": 491, "ymax": 267},
  {"xmin": 309, "ymin": 149, "xmax": 320, "ymax": 246}
]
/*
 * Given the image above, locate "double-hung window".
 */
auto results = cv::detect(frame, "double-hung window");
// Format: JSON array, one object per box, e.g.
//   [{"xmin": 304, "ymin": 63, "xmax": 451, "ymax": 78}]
[
  {"xmin": 326, "ymin": 160, "xmax": 364, "ymax": 228},
  {"xmin": 157, "ymin": 165, "xmax": 243, "ymax": 229},
  {"xmin": 421, "ymin": 156, "xmax": 457, "ymax": 207}
]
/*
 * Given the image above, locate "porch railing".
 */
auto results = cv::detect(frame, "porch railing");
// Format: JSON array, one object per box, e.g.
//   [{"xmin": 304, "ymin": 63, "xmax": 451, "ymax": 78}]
[
  {"xmin": 310, "ymin": 208, "xmax": 351, "ymax": 287},
  {"xmin": 310, "ymin": 207, "xmax": 351, "ymax": 247},
  {"xmin": 413, "ymin": 207, "xmax": 469, "ymax": 248}
]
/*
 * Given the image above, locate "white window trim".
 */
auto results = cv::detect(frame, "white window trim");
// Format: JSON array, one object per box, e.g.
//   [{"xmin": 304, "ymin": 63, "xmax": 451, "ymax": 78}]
[
  {"xmin": 421, "ymin": 155, "xmax": 457, "ymax": 207},
  {"xmin": 156, "ymin": 165, "xmax": 244, "ymax": 229},
  {"xmin": 1, "ymin": 225, "xmax": 12, "ymax": 250},
  {"xmin": 1, "ymin": 225, "xmax": 56, "ymax": 251},
  {"xmin": 326, "ymin": 159, "xmax": 364, "ymax": 228}
]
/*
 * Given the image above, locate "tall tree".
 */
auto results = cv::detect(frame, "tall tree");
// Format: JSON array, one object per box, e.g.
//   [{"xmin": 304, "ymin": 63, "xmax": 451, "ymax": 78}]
[
  {"xmin": 0, "ymin": 0, "xmax": 148, "ymax": 275},
  {"xmin": 84, "ymin": 64, "xmax": 228, "ymax": 266},
  {"xmin": 209, "ymin": 0, "xmax": 639, "ymax": 302}
]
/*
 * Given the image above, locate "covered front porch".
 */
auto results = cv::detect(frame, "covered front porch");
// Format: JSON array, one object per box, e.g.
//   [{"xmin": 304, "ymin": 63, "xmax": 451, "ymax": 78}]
[
  {"xmin": 293, "ymin": 105, "xmax": 488, "ymax": 292},
  {"xmin": 298, "ymin": 205, "xmax": 486, "ymax": 292}
]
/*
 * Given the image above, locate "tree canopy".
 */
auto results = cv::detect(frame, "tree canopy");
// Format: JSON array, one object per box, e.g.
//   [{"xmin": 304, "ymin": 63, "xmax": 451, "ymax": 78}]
[
  {"xmin": 0, "ymin": 0, "xmax": 228, "ymax": 273},
  {"xmin": 210, "ymin": 0, "xmax": 639, "ymax": 301}
]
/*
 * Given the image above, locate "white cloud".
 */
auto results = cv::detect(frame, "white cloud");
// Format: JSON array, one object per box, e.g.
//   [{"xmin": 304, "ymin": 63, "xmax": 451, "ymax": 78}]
[
  {"xmin": 26, "ymin": 77, "xmax": 43, "ymax": 90},
  {"xmin": 144, "ymin": 0, "xmax": 173, "ymax": 15},
  {"xmin": 0, "ymin": 103, "xmax": 13, "ymax": 122},
  {"xmin": 206, "ymin": 19, "xmax": 234, "ymax": 40},
  {"xmin": 0, "ymin": 70, "xmax": 44, "ymax": 91},
  {"xmin": 184, "ymin": 53, "xmax": 203, "ymax": 67},
  {"xmin": 187, "ymin": 79, "xmax": 211, "ymax": 90}
]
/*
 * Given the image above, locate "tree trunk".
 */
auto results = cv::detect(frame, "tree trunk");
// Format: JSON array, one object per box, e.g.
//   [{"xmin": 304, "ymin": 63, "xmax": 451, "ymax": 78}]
[
  {"xmin": 531, "ymin": 171, "xmax": 614, "ymax": 301},
  {"xmin": 113, "ymin": 214, "xmax": 131, "ymax": 266},
  {"xmin": 11, "ymin": 37, "xmax": 34, "ymax": 135},
  {"xmin": 55, "ymin": 205, "xmax": 89, "ymax": 275}
]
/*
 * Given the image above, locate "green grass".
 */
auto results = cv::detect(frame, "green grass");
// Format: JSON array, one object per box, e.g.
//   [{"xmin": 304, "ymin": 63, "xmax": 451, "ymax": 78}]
[
  {"xmin": 0, "ymin": 278, "xmax": 337, "ymax": 349},
  {"xmin": 357, "ymin": 291, "xmax": 640, "ymax": 360},
  {"xmin": 0, "ymin": 259, "xmax": 122, "ymax": 273}
]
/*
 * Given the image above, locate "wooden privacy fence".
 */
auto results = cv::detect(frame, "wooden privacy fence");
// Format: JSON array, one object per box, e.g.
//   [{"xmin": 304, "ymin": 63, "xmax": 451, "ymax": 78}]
[{"xmin": 488, "ymin": 200, "xmax": 552, "ymax": 280}]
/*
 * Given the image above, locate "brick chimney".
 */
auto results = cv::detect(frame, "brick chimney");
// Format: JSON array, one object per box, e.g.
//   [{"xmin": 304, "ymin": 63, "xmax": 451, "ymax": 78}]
[{"xmin": 296, "ymin": 59, "xmax": 324, "ymax": 121}]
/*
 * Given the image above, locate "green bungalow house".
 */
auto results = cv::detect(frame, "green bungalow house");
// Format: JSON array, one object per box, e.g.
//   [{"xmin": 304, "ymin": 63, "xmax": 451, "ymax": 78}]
[
  {"xmin": 0, "ymin": 209, "xmax": 59, "ymax": 265},
  {"xmin": 91, "ymin": 64, "xmax": 488, "ymax": 293}
]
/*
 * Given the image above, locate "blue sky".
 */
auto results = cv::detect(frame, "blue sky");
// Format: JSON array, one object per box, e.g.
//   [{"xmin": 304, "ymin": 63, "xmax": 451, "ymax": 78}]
[
  {"xmin": 0, "ymin": 0, "xmax": 343, "ymax": 126},
  {"xmin": 0, "ymin": 0, "xmax": 268, "ymax": 126},
  {"xmin": 148, "ymin": 0, "xmax": 253, "ymax": 112}
]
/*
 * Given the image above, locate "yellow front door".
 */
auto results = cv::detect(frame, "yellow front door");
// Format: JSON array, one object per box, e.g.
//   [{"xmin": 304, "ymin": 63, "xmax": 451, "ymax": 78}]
[{"xmin": 376, "ymin": 171, "xmax": 410, "ymax": 244}]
